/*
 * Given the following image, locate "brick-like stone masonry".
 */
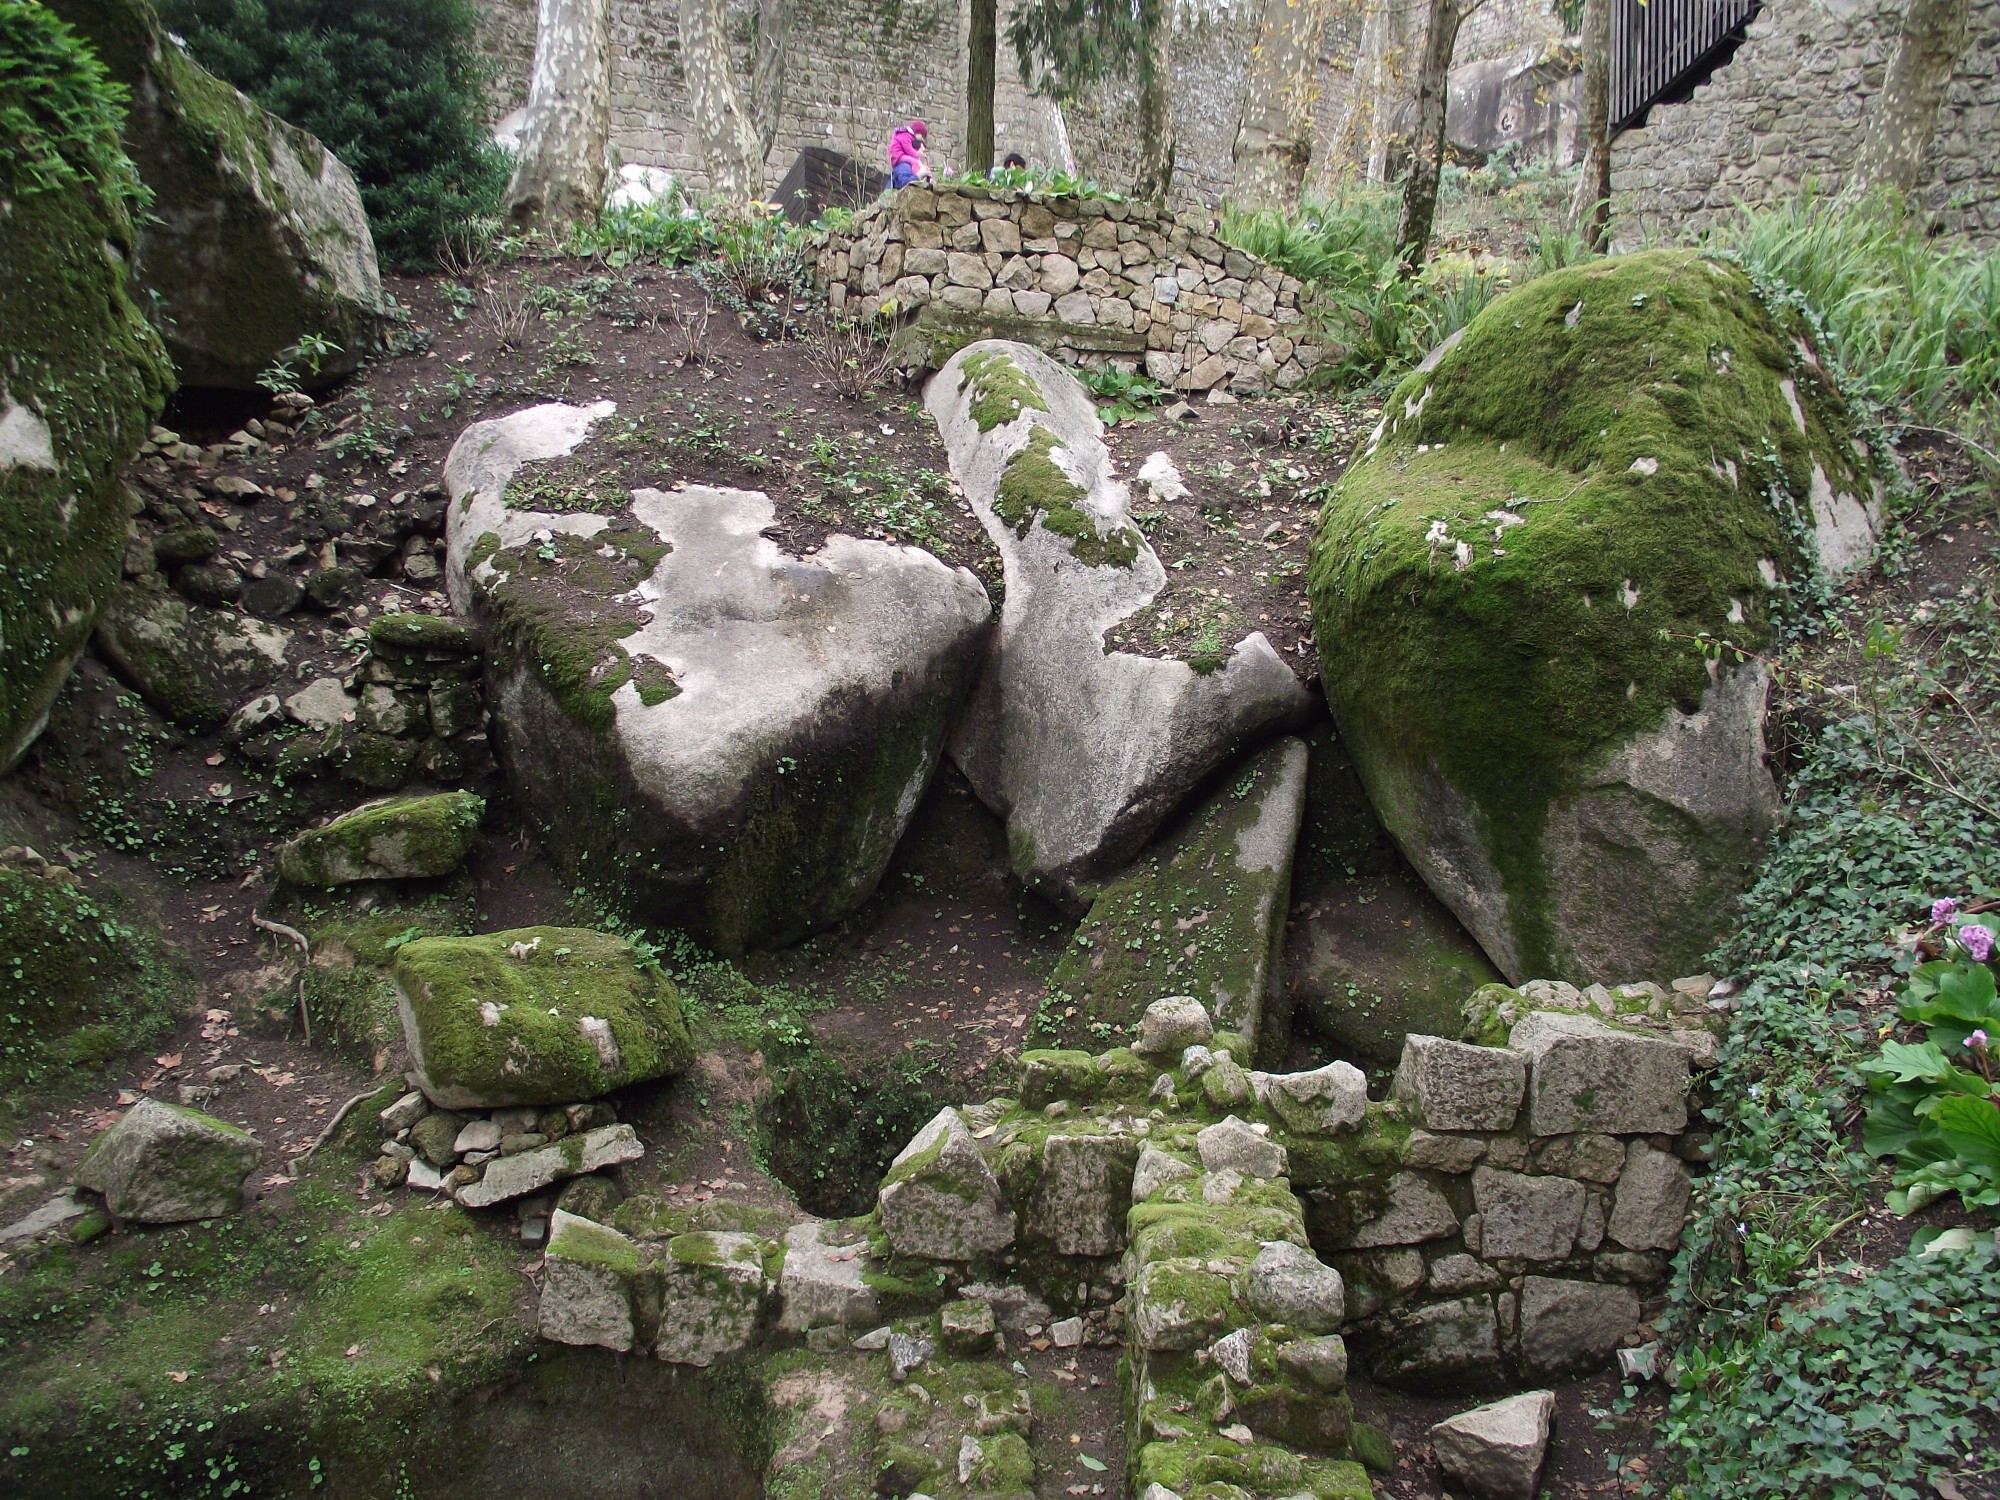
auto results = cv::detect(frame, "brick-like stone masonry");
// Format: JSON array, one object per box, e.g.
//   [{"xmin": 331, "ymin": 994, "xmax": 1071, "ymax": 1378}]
[{"xmin": 816, "ymin": 184, "xmax": 1327, "ymax": 395}]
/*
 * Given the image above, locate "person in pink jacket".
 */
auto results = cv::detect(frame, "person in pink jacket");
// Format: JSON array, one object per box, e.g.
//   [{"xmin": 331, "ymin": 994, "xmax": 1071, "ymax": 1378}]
[{"xmin": 888, "ymin": 119, "xmax": 931, "ymax": 189}]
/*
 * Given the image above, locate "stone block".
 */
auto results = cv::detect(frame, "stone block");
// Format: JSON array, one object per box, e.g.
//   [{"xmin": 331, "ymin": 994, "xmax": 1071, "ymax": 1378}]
[
  {"xmin": 1025, "ymin": 1132, "xmax": 1140, "ymax": 1256},
  {"xmin": 1607, "ymin": 1142, "xmax": 1690, "ymax": 1251},
  {"xmin": 1196, "ymin": 1115, "xmax": 1287, "ymax": 1179},
  {"xmin": 1430, "ymin": 1390, "xmax": 1556, "ymax": 1500},
  {"xmin": 1404, "ymin": 1130, "xmax": 1486, "ymax": 1173},
  {"xmin": 1054, "ymin": 290, "xmax": 1097, "ymax": 324},
  {"xmin": 946, "ymin": 252, "xmax": 993, "ymax": 289},
  {"xmin": 539, "ymin": 1210, "xmax": 652, "ymax": 1353},
  {"xmin": 1394, "ymin": 1035, "xmax": 1527, "ymax": 1131},
  {"xmin": 1040, "ymin": 256, "xmax": 1082, "ymax": 295},
  {"xmin": 1340, "ymin": 1171, "xmax": 1459, "ymax": 1249},
  {"xmin": 1253, "ymin": 1060, "xmax": 1368, "ymax": 1135},
  {"xmin": 1011, "ymin": 289, "xmax": 1053, "ymax": 317},
  {"xmin": 1369, "ymin": 1295, "xmax": 1503, "ymax": 1388},
  {"xmin": 656, "ymin": 1231, "xmax": 768, "ymax": 1366},
  {"xmin": 1517, "ymin": 1277, "xmax": 1639, "ymax": 1376},
  {"xmin": 1530, "ymin": 1132, "xmax": 1625, "ymax": 1182},
  {"xmin": 1242, "ymin": 1240, "xmax": 1345, "ymax": 1332},
  {"xmin": 777, "ymin": 1220, "xmax": 879, "ymax": 1332},
  {"xmin": 1471, "ymin": 1167, "xmax": 1584, "ymax": 1261},
  {"xmin": 877, "ymin": 1107, "xmax": 1016, "ymax": 1260},
  {"xmin": 905, "ymin": 246, "xmax": 947, "ymax": 276},
  {"xmin": 980, "ymin": 218, "xmax": 1023, "ymax": 254},
  {"xmin": 1510, "ymin": 1012, "xmax": 1690, "ymax": 1134}
]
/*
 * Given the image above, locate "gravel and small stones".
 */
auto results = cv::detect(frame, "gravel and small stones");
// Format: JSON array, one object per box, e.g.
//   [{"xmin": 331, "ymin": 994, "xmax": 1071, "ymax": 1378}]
[{"xmin": 375, "ymin": 1090, "xmax": 628, "ymax": 1217}]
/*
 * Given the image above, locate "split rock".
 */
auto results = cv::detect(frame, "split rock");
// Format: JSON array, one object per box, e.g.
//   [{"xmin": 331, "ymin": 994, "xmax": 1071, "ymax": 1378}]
[
  {"xmin": 877, "ymin": 1107, "xmax": 1016, "ymax": 1260},
  {"xmin": 539, "ymin": 1209, "xmax": 654, "ymax": 1353},
  {"xmin": 928, "ymin": 342, "xmax": 1309, "ymax": 906}
]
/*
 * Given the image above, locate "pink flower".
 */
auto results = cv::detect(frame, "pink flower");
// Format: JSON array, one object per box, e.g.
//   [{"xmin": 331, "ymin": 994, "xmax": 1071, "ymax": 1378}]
[
  {"xmin": 1932, "ymin": 897, "xmax": 1960, "ymax": 925},
  {"xmin": 1961, "ymin": 924, "xmax": 1996, "ymax": 964},
  {"xmin": 1967, "ymin": 1029, "xmax": 1991, "ymax": 1051}
]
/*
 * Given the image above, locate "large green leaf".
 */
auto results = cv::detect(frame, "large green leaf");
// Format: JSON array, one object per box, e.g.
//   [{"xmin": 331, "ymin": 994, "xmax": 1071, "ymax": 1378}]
[
  {"xmin": 1859, "ymin": 1039, "xmax": 1953, "ymax": 1083},
  {"xmin": 1933, "ymin": 1094, "xmax": 2000, "ymax": 1176}
]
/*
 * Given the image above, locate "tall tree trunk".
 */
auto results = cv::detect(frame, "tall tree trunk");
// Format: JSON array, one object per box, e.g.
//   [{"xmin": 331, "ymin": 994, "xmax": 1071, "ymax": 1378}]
[
  {"xmin": 1324, "ymin": 0, "xmax": 1412, "ymax": 188},
  {"xmin": 1231, "ymin": 0, "xmax": 1333, "ymax": 212},
  {"xmin": 505, "ymin": 0, "xmax": 613, "ymax": 227},
  {"xmin": 681, "ymin": 0, "xmax": 765, "ymax": 200},
  {"xmin": 1393, "ymin": 0, "xmax": 1474, "ymax": 269},
  {"xmin": 1132, "ymin": 1, "xmax": 1177, "ymax": 203},
  {"xmin": 1850, "ymin": 0, "xmax": 1971, "ymax": 198},
  {"xmin": 1568, "ymin": 0, "xmax": 1610, "ymax": 251},
  {"xmin": 967, "ymin": 0, "xmax": 997, "ymax": 174},
  {"xmin": 750, "ymin": 0, "xmax": 796, "ymax": 163}
]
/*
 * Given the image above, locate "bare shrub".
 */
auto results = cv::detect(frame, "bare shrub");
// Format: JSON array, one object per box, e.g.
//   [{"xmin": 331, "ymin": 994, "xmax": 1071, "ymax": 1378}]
[{"xmin": 799, "ymin": 312, "xmax": 898, "ymax": 401}]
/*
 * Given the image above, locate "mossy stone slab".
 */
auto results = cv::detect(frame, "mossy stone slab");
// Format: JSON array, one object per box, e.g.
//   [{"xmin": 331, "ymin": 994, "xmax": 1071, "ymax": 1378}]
[
  {"xmin": 395, "ymin": 926, "xmax": 693, "ymax": 1108},
  {"xmin": 1047, "ymin": 736, "xmax": 1309, "ymax": 1056},
  {"xmin": 278, "ymin": 792, "xmax": 484, "ymax": 885}
]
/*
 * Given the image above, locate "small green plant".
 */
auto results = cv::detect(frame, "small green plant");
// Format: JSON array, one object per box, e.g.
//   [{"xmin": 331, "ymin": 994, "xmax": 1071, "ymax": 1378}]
[
  {"xmin": 1861, "ymin": 904, "xmax": 2000, "ymax": 1213},
  {"xmin": 256, "ymin": 332, "xmax": 343, "ymax": 394},
  {"xmin": 1078, "ymin": 364, "xmax": 1167, "ymax": 425}
]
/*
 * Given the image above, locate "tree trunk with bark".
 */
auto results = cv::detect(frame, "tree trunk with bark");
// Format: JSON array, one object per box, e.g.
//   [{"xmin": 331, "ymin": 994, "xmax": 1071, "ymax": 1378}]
[
  {"xmin": 967, "ymin": 0, "xmax": 998, "ymax": 174},
  {"xmin": 505, "ymin": 0, "xmax": 613, "ymax": 227},
  {"xmin": 1132, "ymin": 1, "xmax": 1177, "ymax": 203},
  {"xmin": 750, "ymin": 0, "xmax": 796, "ymax": 164},
  {"xmin": 1321, "ymin": 0, "xmax": 1413, "ymax": 189},
  {"xmin": 1569, "ymin": 0, "xmax": 1611, "ymax": 251},
  {"xmin": 1851, "ymin": 0, "xmax": 1971, "ymax": 198},
  {"xmin": 1231, "ymin": 0, "xmax": 1333, "ymax": 211},
  {"xmin": 681, "ymin": 0, "xmax": 766, "ymax": 201},
  {"xmin": 1393, "ymin": 0, "xmax": 1474, "ymax": 268}
]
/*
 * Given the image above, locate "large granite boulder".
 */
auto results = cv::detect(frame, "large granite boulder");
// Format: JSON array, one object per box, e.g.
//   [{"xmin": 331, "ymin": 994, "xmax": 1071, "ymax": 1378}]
[
  {"xmin": 46, "ymin": 0, "xmax": 383, "ymax": 389},
  {"xmin": 927, "ymin": 341, "xmax": 1311, "ymax": 907},
  {"xmin": 73, "ymin": 1097, "xmax": 260, "ymax": 1222},
  {"xmin": 1046, "ymin": 736, "xmax": 1308, "ymax": 1054},
  {"xmin": 393, "ymin": 926, "xmax": 694, "ymax": 1108},
  {"xmin": 1309, "ymin": 250, "xmax": 1881, "ymax": 984},
  {"xmin": 1, "ymin": 4, "xmax": 173, "ymax": 770},
  {"xmin": 444, "ymin": 402, "xmax": 991, "ymax": 953}
]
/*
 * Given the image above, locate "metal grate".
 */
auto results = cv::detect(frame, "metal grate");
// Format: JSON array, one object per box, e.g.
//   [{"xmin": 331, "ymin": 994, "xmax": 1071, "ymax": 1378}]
[{"xmin": 1611, "ymin": 0, "xmax": 1760, "ymax": 131}]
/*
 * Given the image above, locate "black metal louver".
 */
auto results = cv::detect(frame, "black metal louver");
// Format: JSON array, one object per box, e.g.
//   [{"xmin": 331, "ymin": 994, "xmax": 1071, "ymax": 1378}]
[{"xmin": 1610, "ymin": 0, "xmax": 1761, "ymax": 131}]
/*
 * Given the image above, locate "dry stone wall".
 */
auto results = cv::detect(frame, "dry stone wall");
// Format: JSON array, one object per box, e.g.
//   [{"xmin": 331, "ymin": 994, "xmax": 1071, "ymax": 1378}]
[
  {"xmin": 472, "ymin": 0, "xmax": 1066, "ymax": 196},
  {"xmin": 818, "ymin": 185, "xmax": 1325, "ymax": 395},
  {"xmin": 1613, "ymin": 0, "xmax": 2000, "ymax": 245}
]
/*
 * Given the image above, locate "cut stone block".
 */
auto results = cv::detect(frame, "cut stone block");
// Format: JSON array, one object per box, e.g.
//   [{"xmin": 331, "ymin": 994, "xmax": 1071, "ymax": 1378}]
[
  {"xmin": 1510, "ymin": 1011, "xmax": 1689, "ymax": 1134},
  {"xmin": 1430, "ymin": 1390, "xmax": 1556, "ymax": 1500},
  {"xmin": 877, "ymin": 1107, "xmax": 1016, "ymax": 1260},
  {"xmin": 1393, "ymin": 1035, "xmax": 1526, "ymax": 1131}
]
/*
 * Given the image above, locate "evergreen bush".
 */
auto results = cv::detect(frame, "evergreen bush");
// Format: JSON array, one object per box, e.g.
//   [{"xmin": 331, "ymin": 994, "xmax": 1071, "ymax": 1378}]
[{"xmin": 156, "ymin": 0, "xmax": 507, "ymax": 267}]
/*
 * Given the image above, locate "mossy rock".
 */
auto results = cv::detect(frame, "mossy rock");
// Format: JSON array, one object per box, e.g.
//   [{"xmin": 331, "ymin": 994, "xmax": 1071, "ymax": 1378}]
[
  {"xmin": 1045, "ymin": 737, "xmax": 1307, "ymax": 1058},
  {"xmin": 43, "ymin": 0, "xmax": 384, "ymax": 390},
  {"xmin": 0, "ymin": 864, "xmax": 183, "ymax": 1114},
  {"xmin": 278, "ymin": 792, "xmax": 484, "ymax": 886},
  {"xmin": 394, "ymin": 926, "xmax": 694, "ymax": 1108},
  {"xmin": 1308, "ymin": 249, "xmax": 1880, "ymax": 985},
  {"xmin": 91, "ymin": 581, "xmax": 291, "ymax": 731},
  {"xmin": 72, "ymin": 1096, "xmax": 260, "ymax": 1222},
  {"xmin": 0, "ymin": 2, "xmax": 173, "ymax": 770}
]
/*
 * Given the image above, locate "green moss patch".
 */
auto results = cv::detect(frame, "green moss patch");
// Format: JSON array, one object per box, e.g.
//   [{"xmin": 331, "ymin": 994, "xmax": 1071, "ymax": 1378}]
[
  {"xmin": 993, "ymin": 426, "xmax": 1141, "ymax": 568},
  {"xmin": 957, "ymin": 348, "xmax": 1051, "ymax": 431},
  {"xmin": 278, "ymin": 791, "xmax": 484, "ymax": 886}
]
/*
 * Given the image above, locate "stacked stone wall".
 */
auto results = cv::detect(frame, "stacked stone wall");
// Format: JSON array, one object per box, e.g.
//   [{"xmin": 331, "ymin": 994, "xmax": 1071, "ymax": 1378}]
[
  {"xmin": 817, "ymin": 184, "xmax": 1326, "ymax": 395},
  {"xmin": 1612, "ymin": 0, "xmax": 2000, "ymax": 246},
  {"xmin": 472, "ymin": 0, "xmax": 1066, "ymax": 194}
]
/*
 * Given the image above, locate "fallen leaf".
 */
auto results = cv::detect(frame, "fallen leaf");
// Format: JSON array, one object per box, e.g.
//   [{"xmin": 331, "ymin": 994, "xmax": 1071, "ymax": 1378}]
[
  {"xmin": 1077, "ymin": 1455, "xmax": 1107, "ymax": 1472},
  {"xmin": 168, "ymin": 1371, "xmax": 189, "ymax": 1384},
  {"xmin": 154, "ymin": 1053, "xmax": 182, "ymax": 1069},
  {"xmin": 345, "ymin": 1344, "xmax": 361, "ymax": 1358}
]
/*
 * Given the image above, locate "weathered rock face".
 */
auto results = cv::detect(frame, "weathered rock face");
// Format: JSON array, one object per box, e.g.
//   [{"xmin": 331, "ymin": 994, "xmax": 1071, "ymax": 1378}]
[
  {"xmin": 1047, "ymin": 736, "xmax": 1309, "ymax": 1053},
  {"xmin": 394, "ymin": 927, "xmax": 694, "ymax": 1109},
  {"xmin": 1, "ymin": 4, "xmax": 173, "ymax": 770},
  {"xmin": 278, "ymin": 792, "xmax": 484, "ymax": 885},
  {"xmin": 928, "ymin": 342, "xmax": 1310, "ymax": 906},
  {"xmin": 45, "ymin": 0, "xmax": 384, "ymax": 390},
  {"xmin": 876, "ymin": 1107, "xmax": 1017, "ymax": 1260},
  {"xmin": 1309, "ymin": 250, "xmax": 1881, "ymax": 985},
  {"xmin": 93, "ymin": 582, "xmax": 290, "ymax": 732},
  {"xmin": 72, "ymin": 1098, "xmax": 260, "ymax": 1222},
  {"xmin": 444, "ymin": 402, "xmax": 991, "ymax": 953}
]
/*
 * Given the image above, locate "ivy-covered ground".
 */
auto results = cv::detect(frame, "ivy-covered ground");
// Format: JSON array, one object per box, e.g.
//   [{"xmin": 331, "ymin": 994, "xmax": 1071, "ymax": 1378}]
[{"xmin": 1604, "ymin": 438, "xmax": 2000, "ymax": 1499}]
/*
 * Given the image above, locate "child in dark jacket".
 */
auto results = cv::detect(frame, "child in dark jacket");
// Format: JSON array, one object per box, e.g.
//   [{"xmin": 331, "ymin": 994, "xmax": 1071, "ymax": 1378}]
[{"xmin": 888, "ymin": 120, "xmax": 930, "ymax": 189}]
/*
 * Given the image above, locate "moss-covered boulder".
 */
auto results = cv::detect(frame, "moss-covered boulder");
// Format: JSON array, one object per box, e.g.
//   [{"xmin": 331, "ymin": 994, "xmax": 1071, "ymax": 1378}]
[
  {"xmin": 393, "ymin": 926, "xmax": 693, "ymax": 1108},
  {"xmin": 0, "ymin": 3, "xmax": 173, "ymax": 771},
  {"xmin": 1045, "ymin": 736, "xmax": 1309, "ymax": 1058},
  {"xmin": 443, "ymin": 402, "xmax": 991, "ymax": 954},
  {"xmin": 0, "ymin": 857, "xmax": 181, "ymax": 1112},
  {"xmin": 278, "ymin": 792, "xmax": 484, "ymax": 886},
  {"xmin": 44, "ymin": 0, "xmax": 384, "ymax": 389},
  {"xmin": 927, "ymin": 341, "xmax": 1312, "ymax": 907},
  {"xmin": 1308, "ymin": 250, "xmax": 1881, "ymax": 984},
  {"xmin": 72, "ymin": 1097, "xmax": 260, "ymax": 1221}
]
